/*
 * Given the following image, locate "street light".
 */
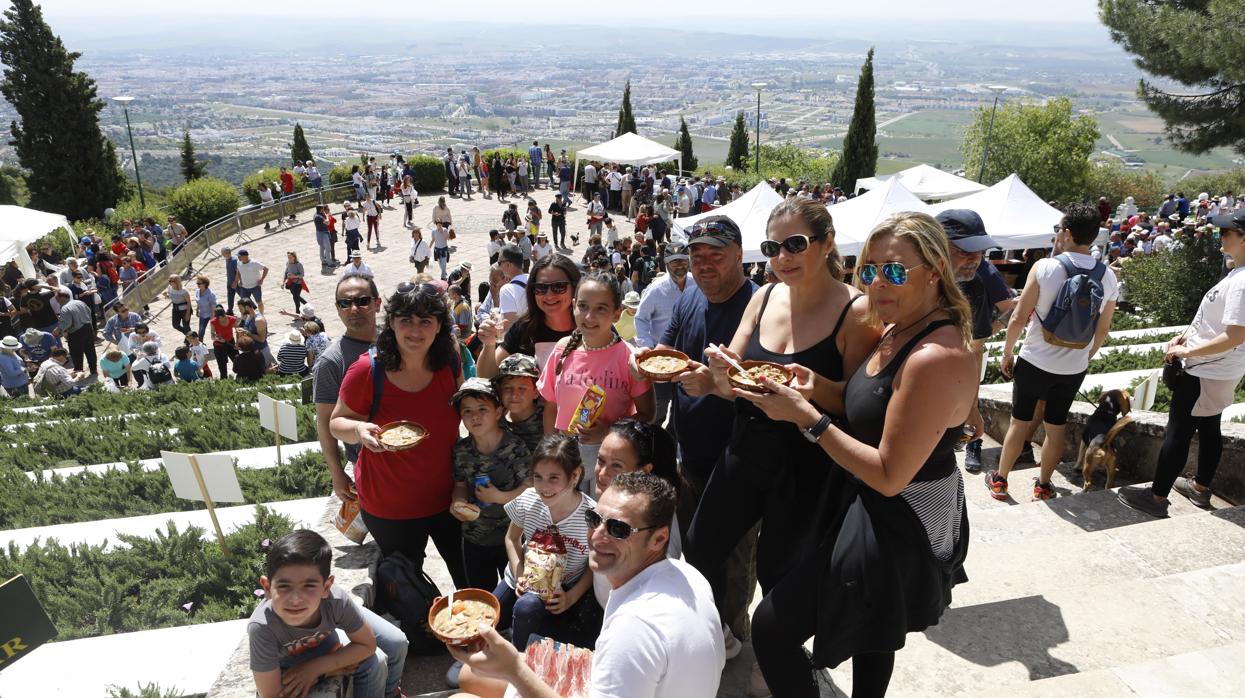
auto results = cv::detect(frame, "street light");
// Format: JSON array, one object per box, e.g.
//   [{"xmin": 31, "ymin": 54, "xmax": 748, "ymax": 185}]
[
  {"xmin": 113, "ymin": 95, "xmax": 144, "ymax": 208},
  {"xmin": 751, "ymin": 82, "xmax": 767, "ymax": 174},
  {"xmin": 977, "ymin": 85, "xmax": 1008, "ymax": 183}
]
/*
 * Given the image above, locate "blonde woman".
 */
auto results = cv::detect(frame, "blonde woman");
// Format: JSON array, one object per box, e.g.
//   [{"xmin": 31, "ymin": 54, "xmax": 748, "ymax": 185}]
[{"xmin": 163, "ymin": 275, "xmax": 192, "ymax": 335}]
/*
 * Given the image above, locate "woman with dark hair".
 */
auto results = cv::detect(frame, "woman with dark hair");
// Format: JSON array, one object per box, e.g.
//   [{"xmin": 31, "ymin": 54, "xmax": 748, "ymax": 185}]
[
  {"xmin": 330, "ymin": 284, "xmax": 468, "ymax": 588},
  {"xmin": 476, "ymin": 253, "xmax": 581, "ymax": 378}
]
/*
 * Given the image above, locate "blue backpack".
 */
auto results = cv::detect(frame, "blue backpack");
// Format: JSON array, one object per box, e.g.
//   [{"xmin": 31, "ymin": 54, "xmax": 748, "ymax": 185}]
[{"xmin": 1039, "ymin": 254, "xmax": 1108, "ymax": 349}]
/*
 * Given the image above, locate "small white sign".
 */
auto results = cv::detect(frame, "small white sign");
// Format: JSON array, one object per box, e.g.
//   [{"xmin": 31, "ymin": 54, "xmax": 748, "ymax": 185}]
[
  {"xmin": 258, "ymin": 393, "xmax": 299, "ymax": 441},
  {"xmin": 161, "ymin": 451, "xmax": 245, "ymax": 504}
]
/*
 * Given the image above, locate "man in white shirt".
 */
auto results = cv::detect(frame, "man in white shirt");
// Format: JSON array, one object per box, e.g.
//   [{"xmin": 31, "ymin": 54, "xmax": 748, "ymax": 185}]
[
  {"xmin": 992, "ymin": 203, "xmax": 1119, "ymax": 502},
  {"xmin": 496, "ymin": 245, "xmax": 528, "ymax": 323},
  {"xmin": 338, "ymin": 251, "xmax": 374, "ymax": 279},
  {"xmin": 606, "ymin": 166, "xmax": 624, "ymax": 211},
  {"xmin": 451, "ymin": 472, "xmax": 724, "ymax": 698},
  {"xmin": 233, "ymin": 249, "xmax": 269, "ymax": 312},
  {"xmin": 583, "ymin": 162, "xmax": 597, "ymax": 203}
]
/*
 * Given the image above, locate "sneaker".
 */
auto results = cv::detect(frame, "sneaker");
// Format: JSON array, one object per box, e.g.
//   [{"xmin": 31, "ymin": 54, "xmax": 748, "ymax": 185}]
[
  {"xmin": 1118, "ymin": 486, "xmax": 1170, "ymax": 519},
  {"xmin": 1032, "ymin": 478, "xmax": 1056, "ymax": 501},
  {"xmin": 722, "ymin": 624, "xmax": 742, "ymax": 661},
  {"xmin": 1018, "ymin": 443, "xmax": 1036, "ymax": 464},
  {"xmin": 986, "ymin": 470, "xmax": 1009, "ymax": 501},
  {"xmin": 445, "ymin": 660, "xmax": 463, "ymax": 688},
  {"xmin": 1173, "ymin": 477, "xmax": 1212, "ymax": 508},
  {"xmin": 964, "ymin": 440, "xmax": 983, "ymax": 474},
  {"xmin": 748, "ymin": 661, "xmax": 772, "ymax": 698}
]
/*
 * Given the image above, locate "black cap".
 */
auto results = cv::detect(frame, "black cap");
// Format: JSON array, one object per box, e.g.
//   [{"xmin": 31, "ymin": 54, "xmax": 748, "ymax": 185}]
[
  {"xmin": 1211, "ymin": 209, "xmax": 1245, "ymax": 231},
  {"xmin": 935, "ymin": 209, "xmax": 999, "ymax": 253},
  {"xmin": 498, "ymin": 244, "xmax": 525, "ymax": 267},
  {"xmin": 686, "ymin": 215, "xmax": 742, "ymax": 248}
]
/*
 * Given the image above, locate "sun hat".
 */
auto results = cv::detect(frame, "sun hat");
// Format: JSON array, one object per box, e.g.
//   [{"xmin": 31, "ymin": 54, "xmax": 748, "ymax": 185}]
[
  {"xmin": 286, "ymin": 331, "xmax": 304, "ymax": 344},
  {"xmin": 299, "ymin": 304, "xmax": 316, "ymax": 319},
  {"xmin": 0, "ymin": 336, "xmax": 19, "ymax": 350},
  {"xmin": 623, "ymin": 291, "xmax": 641, "ymax": 309},
  {"xmin": 21, "ymin": 327, "xmax": 41, "ymax": 341}
]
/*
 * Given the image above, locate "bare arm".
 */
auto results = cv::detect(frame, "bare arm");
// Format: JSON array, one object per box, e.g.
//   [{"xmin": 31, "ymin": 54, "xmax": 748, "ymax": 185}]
[
  {"xmin": 317, "ymin": 402, "xmax": 355, "ymax": 502},
  {"xmin": 1088, "ymin": 300, "xmax": 1117, "ymax": 358},
  {"xmin": 330, "ymin": 398, "xmax": 383, "ymax": 453},
  {"xmin": 542, "ymin": 397, "xmax": 558, "ymax": 435},
  {"xmin": 1002, "ymin": 265, "xmax": 1041, "ymax": 377}
]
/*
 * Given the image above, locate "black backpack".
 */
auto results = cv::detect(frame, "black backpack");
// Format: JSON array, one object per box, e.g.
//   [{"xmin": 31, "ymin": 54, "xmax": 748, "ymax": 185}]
[
  {"xmin": 147, "ymin": 361, "xmax": 174, "ymax": 386},
  {"xmin": 374, "ymin": 552, "xmax": 445, "ymax": 655}
]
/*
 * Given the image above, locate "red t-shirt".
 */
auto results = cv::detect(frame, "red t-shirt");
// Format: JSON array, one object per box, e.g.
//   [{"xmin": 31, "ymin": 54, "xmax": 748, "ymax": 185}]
[
  {"xmin": 280, "ymin": 171, "xmax": 295, "ymax": 194},
  {"xmin": 340, "ymin": 353, "xmax": 461, "ymax": 520},
  {"xmin": 210, "ymin": 315, "xmax": 237, "ymax": 343}
]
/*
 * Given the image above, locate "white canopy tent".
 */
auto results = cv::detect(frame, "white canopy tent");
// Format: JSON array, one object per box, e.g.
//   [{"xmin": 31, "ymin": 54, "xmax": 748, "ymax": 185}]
[
  {"xmin": 671, "ymin": 182, "xmax": 784, "ymax": 263},
  {"xmin": 573, "ymin": 132, "xmax": 681, "ymax": 190},
  {"xmin": 929, "ymin": 174, "xmax": 1062, "ymax": 250},
  {"xmin": 831, "ymin": 179, "xmax": 935, "ymax": 256},
  {"xmin": 0, "ymin": 205, "xmax": 73, "ymax": 279},
  {"xmin": 855, "ymin": 164, "xmax": 987, "ymax": 202}
]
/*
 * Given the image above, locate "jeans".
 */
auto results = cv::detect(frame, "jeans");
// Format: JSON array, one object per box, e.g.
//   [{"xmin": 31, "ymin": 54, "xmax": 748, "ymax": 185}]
[
  {"xmin": 360, "ymin": 508, "xmax": 468, "ymax": 590},
  {"xmin": 559, "ymin": 181, "xmax": 570, "ymax": 201},
  {"xmin": 1152, "ymin": 371, "xmax": 1224, "ymax": 497},
  {"xmin": 317, "ymin": 232, "xmax": 333, "ymax": 265},
  {"xmin": 492, "ymin": 580, "xmax": 603, "ymax": 651},
  {"xmin": 359, "ymin": 604, "xmax": 409, "ymax": 697},
  {"xmin": 197, "ymin": 317, "xmax": 209, "ymax": 340},
  {"xmin": 289, "ymin": 283, "xmax": 303, "ymax": 312},
  {"xmin": 551, "ymin": 219, "xmax": 567, "ymax": 248},
  {"xmin": 460, "ymin": 175, "xmax": 472, "ymax": 198},
  {"xmin": 435, "ymin": 246, "xmax": 450, "ymax": 280},
  {"xmin": 226, "ymin": 285, "xmax": 236, "ymax": 315}
]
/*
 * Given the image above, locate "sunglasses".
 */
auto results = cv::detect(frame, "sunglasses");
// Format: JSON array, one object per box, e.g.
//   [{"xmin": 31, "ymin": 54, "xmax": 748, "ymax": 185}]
[
  {"xmin": 396, "ymin": 282, "xmax": 442, "ymax": 296},
  {"xmin": 759, "ymin": 234, "xmax": 825, "ymax": 258},
  {"xmin": 857, "ymin": 262, "xmax": 928, "ymax": 286},
  {"xmin": 533, "ymin": 281, "xmax": 572, "ymax": 295},
  {"xmin": 584, "ymin": 509, "xmax": 659, "ymax": 541},
  {"xmin": 335, "ymin": 295, "xmax": 375, "ymax": 309}
]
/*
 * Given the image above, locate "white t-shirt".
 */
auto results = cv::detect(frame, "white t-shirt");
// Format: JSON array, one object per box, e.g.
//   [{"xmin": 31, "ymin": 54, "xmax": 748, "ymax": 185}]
[
  {"xmin": 590, "ymin": 559, "xmax": 724, "ymax": 698},
  {"xmin": 584, "ymin": 164, "xmax": 597, "ymax": 184},
  {"xmin": 237, "ymin": 260, "xmax": 266, "ymax": 288},
  {"xmin": 432, "ymin": 226, "xmax": 451, "ymax": 249},
  {"xmin": 533, "ymin": 242, "xmax": 553, "ymax": 260},
  {"xmin": 338, "ymin": 262, "xmax": 373, "ymax": 278},
  {"xmin": 1019, "ymin": 252, "xmax": 1119, "ymax": 375},
  {"xmin": 1185, "ymin": 266, "xmax": 1245, "ymax": 381},
  {"xmin": 608, "ymin": 171, "xmax": 624, "ymax": 191},
  {"xmin": 499, "ymin": 274, "xmax": 528, "ymax": 317}
]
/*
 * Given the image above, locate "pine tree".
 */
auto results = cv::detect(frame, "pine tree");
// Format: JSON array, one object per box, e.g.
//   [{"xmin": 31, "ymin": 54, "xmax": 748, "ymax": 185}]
[
  {"xmin": 831, "ymin": 48, "xmax": 879, "ymax": 193},
  {"xmin": 614, "ymin": 81, "xmax": 637, "ymax": 138},
  {"xmin": 676, "ymin": 117, "xmax": 698, "ymax": 172},
  {"xmin": 290, "ymin": 122, "xmax": 313, "ymax": 164},
  {"xmin": 0, "ymin": 0, "xmax": 127, "ymax": 220},
  {"xmin": 179, "ymin": 128, "xmax": 205, "ymax": 182},
  {"xmin": 726, "ymin": 111, "xmax": 750, "ymax": 171}
]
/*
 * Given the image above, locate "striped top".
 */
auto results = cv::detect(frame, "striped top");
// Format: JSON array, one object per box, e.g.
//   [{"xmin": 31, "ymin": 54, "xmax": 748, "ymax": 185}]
[
  {"xmin": 899, "ymin": 469, "xmax": 964, "ymax": 562},
  {"xmin": 502, "ymin": 488, "xmax": 597, "ymax": 591},
  {"xmin": 276, "ymin": 343, "xmax": 308, "ymax": 374}
]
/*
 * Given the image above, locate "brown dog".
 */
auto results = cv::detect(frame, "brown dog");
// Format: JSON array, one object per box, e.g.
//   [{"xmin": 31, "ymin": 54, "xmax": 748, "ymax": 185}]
[{"xmin": 1077, "ymin": 389, "xmax": 1133, "ymax": 491}]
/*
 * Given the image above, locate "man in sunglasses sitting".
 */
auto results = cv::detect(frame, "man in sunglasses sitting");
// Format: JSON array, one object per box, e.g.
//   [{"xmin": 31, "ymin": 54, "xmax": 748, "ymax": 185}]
[{"xmin": 450, "ymin": 472, "xmax": 725, "ymax": 698}]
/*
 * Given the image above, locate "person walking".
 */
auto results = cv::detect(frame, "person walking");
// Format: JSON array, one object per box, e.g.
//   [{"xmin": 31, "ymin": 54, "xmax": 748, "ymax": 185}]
[
  {"xmin": 284, "ymin": 251, "xmax": 307, "ymax": 314},
  {"xmin": 54, "ymin": 289, "xmax": 97, "ymax": 375},
  {"xmin": 410, "ymin": 227, "xmax": 431, "ymax": 274}
]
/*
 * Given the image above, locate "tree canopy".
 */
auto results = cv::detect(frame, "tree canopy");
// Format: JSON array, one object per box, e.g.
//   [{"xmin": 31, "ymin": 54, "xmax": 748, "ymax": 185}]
[
  {"xmin": 726, "ymin": 111, "xmax": 749, "ymax": 171},
  {"xmin": 614, "ymin": 81, "xmax": 636, "ymax": 138},
  {"xmin": 831, "ymin": 48, "xmax": 878, "ymax": 191},
  {"xmin": 179, "ymin": 129, "xmax": 206, "ymax": 182},
  {"xmin": 676, "ymin": 117, "xmax": 698, "ymax": 172},
  {"xmin": 291, "ymin": 123, "xmax": 313, "ymax": 165}
]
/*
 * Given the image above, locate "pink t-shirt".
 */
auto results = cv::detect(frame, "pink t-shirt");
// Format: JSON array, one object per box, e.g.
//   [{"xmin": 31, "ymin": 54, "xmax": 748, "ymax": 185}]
[{"xmin": 537, "ymin": 339, "xmax": 650, "ymax": 432}]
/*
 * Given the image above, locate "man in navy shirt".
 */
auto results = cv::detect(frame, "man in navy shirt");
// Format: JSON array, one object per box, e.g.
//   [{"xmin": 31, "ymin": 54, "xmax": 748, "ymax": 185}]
[{"xmin": 222, "ymin": 246, "xmax": 239, "ymax": 314}]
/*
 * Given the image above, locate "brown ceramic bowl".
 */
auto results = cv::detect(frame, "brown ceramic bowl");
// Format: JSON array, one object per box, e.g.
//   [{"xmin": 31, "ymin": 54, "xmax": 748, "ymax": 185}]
[
  {"xmin": 427, "ymin": 588, "xmax": 502, "ymax": 650},
  {"xmin": 636, "ymin": 349, "xmax": 692, "ymax": 382},
  {"xmin": 727, "ymin": 360, "xmax": 794, "ymax": 394},
  {"xmin": 377, "ymin": 421, "xmax": 429, "ymax": 451}
]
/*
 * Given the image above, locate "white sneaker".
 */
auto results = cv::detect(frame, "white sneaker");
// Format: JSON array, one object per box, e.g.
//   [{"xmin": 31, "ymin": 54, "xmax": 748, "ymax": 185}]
[{"xmin": 723, "ymin": 624, "xmax": 742, "ymax": 661}]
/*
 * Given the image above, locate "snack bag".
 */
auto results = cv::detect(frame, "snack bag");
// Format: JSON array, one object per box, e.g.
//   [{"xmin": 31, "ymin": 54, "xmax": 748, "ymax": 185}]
[
  {"xmin": 566, "ymin": 384, "xmax": 606, "ymax": 435},
  {"xmin": 334, "ymin": 499, "xmax": 369, "ymax": 544},
  {"xmin": 521, "ymin": 526, "xmax": 568, "ymax": 601}
]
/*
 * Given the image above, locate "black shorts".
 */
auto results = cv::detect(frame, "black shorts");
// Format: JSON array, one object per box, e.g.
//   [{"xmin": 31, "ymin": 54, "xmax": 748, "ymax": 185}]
[{"xmin": 1011, "ymin": 358, "xmax": 1086, "ymax": 426}]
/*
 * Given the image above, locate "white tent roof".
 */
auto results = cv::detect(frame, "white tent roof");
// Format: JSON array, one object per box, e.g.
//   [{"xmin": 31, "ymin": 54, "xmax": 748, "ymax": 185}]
[
  {"xmin": 929, "ymin": 174, "xmax": 1061, "ymax": 250},
  {"xmin": 832, "ymin": 179, "xmax": 935, "ymax": 256},
  {"xmin": 575, "ymin": 132, "xmax": 681, "ymax": 167},
  {"xmin": 671, "ymin": 182, "xmax": 785, "ymax": 263},
  {"xmin": 0, "ymin": 205, "xmax": 73, "ymax": 279},
  {"xmin": 855, "ymin": 164, "xmax": 987, "ymax": 202}
]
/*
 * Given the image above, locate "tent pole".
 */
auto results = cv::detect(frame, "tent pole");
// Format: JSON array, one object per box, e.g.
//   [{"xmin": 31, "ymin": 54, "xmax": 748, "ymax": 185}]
[{"xmin": 572, "ymin": 157, "xmax": 580, "ymax": 202}]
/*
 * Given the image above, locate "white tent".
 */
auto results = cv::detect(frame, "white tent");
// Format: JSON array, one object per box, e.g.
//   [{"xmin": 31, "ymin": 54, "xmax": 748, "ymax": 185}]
[
  {"xmin": 0, "ymin": 205, "xmax": 73, "ymax": 279},
  {"xmin": 671, "ymin": 182, "xmax": 784, "ymax": 263},
  {"xmin": 573, "ymin": 132, "xmax": 681, "ymax": 189},
  {"xmin": 929, "ymin": 174, "xmax": 1061, "ymax": 250},
  {"xmin": 855, "ymin": 164, "xmax": 987, "ymax": 202},
  {"xmin": 831, "ymin": 179, "xmax": 935, "ymax": 256}
]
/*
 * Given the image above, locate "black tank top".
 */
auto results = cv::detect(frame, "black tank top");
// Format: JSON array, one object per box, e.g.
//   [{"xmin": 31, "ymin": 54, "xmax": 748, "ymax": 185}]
[{"xmin": 843, "ymin": 319, "xmax": 961, "ymax": 482}]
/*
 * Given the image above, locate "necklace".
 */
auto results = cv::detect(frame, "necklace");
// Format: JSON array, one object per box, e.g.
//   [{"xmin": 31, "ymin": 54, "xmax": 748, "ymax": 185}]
[
  {"xmin": 880, "ymin": 306, "xmax": 942, "ymax": 347},
  {"xmin": 582, "ymin": 333, "xmax": 619, "ymax": 351}
]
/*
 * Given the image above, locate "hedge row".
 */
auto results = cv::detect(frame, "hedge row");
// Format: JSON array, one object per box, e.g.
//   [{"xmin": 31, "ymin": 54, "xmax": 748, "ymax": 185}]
[
  {"xmin": 984, "ymin": 348, "xmax": 1166, "ymax": 386},
  {"xmin": 327, "ymin": 154, "xmax": 446, "ymax": 195}
]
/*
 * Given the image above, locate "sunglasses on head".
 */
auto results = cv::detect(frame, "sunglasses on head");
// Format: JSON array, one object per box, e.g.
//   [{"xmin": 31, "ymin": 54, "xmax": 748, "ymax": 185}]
[
  {"xmin": 759, "ymin": 233, "xmax": 825, "ymax": 258},
  {"xmin": 857, "ymin": 262, "xmax": 928, "ymax": 286},
  {"xmin": 396, "ymin": 282, "xmax": 442, "ymax": 296},
  {"xmin": 533, "ymin": 280, "xmax": 572, "ymax": 295},
  {"xmin": 335, "ymin": 295, "xmax": 375, "ymax": 309},
  {"xmin": 584, "ymin": 509, "xmax": 659, "ymax": 541}
]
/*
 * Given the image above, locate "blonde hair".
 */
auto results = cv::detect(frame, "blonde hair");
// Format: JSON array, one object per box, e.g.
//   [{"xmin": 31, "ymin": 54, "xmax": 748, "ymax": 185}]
[
  {"xmin": 765, "ymin": 197, "xmax": 844, "ymax": 280},
  {"xmin": 855, "ymin": 212, "xmax": 974, "ymax": 349}
]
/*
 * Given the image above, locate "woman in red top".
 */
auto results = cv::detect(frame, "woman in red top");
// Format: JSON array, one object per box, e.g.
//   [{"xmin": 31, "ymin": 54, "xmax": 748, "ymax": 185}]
[
  {"xmin": 209, "ymin": 306, "xmax": 238, "ymax": 377},
  {"xmin": 331, "ymin": 283, "xmax": 468, "ymax": 587}
]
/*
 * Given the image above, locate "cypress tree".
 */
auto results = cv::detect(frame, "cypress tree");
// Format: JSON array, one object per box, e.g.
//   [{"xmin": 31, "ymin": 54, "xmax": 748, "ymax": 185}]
[
  {"xmin": 614, "ymin": 81, "xmax": 637, "ymax": 138},
  {"xmin": 180, "ymin": 128, "xmax": 206, "ymax": 182},
  {"xmin": 0, "ymin": 0, "xmax": 127, "ymax": 220},
  {"xmin": 726, "ymin": 111, "xmax": 750, "ymax": 171},
  {"xmin": 676, "ymin": 117, "xmax": 698, "ymax": 172},
  {"xmin": 831, "ymin": 48, "xmax": 879, "ymax": 192},
  {"xmin": 291, "ymin": 122, "xmax": 313, "ymax": 164}
]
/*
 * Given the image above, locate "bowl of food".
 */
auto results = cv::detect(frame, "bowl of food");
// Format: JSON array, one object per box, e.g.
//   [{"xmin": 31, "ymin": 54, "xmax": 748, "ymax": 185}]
[
  {"xmin": 636, "ymin": 349, "xmax": 692, "ymax": 382},
  {"xmin": 428, "ymin": 588, "xmax": 501, "ymax": 649},
  {"xmin": 377, "ymin": 421, "xmax": 428, "ymax": 451},
  {"xmin": 727, "ymin": 360, "xmax": 794, "ymax": 394}
]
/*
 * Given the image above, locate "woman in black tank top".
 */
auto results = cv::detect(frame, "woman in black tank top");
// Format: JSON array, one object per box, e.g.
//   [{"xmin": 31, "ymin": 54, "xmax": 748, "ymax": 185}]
[
  {"xmin": 683, "ymin": 198, "xmax": 881, "ymax": 670},
  {"xmin": 734, "ymin": 212, "xmax": 979, "ymax": 698}
]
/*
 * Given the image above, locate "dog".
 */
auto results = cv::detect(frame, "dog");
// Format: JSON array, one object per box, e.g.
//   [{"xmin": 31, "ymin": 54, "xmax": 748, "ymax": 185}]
[{"xmin": 1076, "ymin": 389, "xmax": 1133, "ymax": 491}]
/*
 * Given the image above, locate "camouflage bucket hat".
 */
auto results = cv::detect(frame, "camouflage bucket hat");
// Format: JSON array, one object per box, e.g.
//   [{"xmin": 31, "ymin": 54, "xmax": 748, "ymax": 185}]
[
  {"xmin": 451, "ymin": 377, "xmax": 499, "ymax": 407},
  {"xmin": 495, "ymin": 353, "xmax": 540, "ymax": 380}
]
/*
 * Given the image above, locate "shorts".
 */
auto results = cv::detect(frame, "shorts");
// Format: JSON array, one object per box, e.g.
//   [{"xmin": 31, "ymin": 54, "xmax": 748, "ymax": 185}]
[
  {"xmin": 1011, "ymin": 358, "xmax": 1085, "ymax": 426},
  {"xmin": 237, "ymin": 285, "xmax": 263, "ymax": 303}
]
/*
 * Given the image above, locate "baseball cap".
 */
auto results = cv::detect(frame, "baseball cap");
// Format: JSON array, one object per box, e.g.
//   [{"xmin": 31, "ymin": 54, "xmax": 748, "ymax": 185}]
[
  {"xmin": 236, "ymin": 248, "xmax": 249, "ymax": 256},
  {"xmin": 935, "ymin": 210, "xmax": 999, "ymax": 253},
  {"xmin": 1212, "ymin": 209, "xmax": 1245, "ymax": 231},
  {"xmin": 686, "ymin": 215, "xmax": 742, "ymax": 248},
  {"xmin": 451, "ymin": 377, "xmax": 500, "ymax": 407},
  {"xmin": 495, "ymin": 354, "xmax": 540, "ymax": 381},
  {"xmin": 664, "ymin": 242, "xmax": 690, "ymax": 262}
]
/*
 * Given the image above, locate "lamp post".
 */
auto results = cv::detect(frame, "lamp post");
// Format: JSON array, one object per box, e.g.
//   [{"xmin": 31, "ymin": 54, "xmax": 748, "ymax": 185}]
[
  {"xmin": 977, "ymin": 85, "xmax": 1008, "ymax": 183},
  {"xmin": 751, "ymin": 82, "xmax": 767, "ymax": 174},
  {"xmin": 113, "ymin": 95, "xmax": 144, "ymax": 208}
]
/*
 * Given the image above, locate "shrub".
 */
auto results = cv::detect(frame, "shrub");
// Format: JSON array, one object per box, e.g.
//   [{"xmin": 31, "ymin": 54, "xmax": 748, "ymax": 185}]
[
  {"xmin": 407, "ymin": 154, "xmax": 446, "ymax": 193},
  {"xmin": 241, "ymin": 167, "xmax": 306, "ymax": 205},
  {"xmin": 167, "ymin": 177, "xmax": 242, "ymax": 232},
  {"xmin": 1174, "ymin": 169, "xmax": 1245, "ymax": 201},
  {"xmin": 1085, "ymin": 161, "xmax": 1165, "ymax": 212},
  {"xmin": 107, "ymin": 684, "xmax": 181, "ymax": 698},
  {"xmin": 1120, "ymin": 234, "xmax": 1222, "ymax": 326},
  {"xmin": 328, "ymin": 164, "xmax": 354, "ymax": 186}
]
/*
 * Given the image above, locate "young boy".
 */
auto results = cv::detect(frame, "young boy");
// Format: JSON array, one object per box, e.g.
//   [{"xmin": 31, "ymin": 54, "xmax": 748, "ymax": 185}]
[
  {"xmin": 449, "ymin": 285, "xmax": 472, "ymax": 337},
  {"xmin": 450, "ymin": 377, "xmax": 531, "ymax": 589},
  {"xmin": 248, "ymin": 530, "xmax": 407, "ymax": 698},
  {"xmin": 492, "ymin": 354, "xmax": 544, "ymax": 452}
]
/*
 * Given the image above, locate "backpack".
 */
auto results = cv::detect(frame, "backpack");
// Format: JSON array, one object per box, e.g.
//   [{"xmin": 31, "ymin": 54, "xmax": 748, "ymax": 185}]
[
  {"xmin": 374, "ymin": 552, "xmax": 445, "ymax": 656},
  {"xmin": 1039, "ymin": 254, "xmax": 1108, "ymax": 349},
  {"xmin": 147, "ymin": 360, "xmax": 174, "ymax": 386}
]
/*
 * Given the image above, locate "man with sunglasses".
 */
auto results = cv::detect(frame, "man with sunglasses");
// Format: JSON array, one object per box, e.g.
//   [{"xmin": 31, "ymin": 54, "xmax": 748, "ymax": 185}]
[
  {"xmin": 451, "ymin": 472, "xmax": 725, "ymax": 698},
  {"xmin": 635, "ymin": 242, "xmax": 697, "ymax": 429},
  {"xmin": 496, "ymin": 244, "xmax": 528, "ymax": 323}
]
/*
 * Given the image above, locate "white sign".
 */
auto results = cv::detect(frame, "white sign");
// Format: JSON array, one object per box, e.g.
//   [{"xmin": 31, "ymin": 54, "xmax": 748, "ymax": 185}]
[
  {"xmin": 161, "ymin": 451, "xmax": 244, "ymax": 504},
  {"xmin": 258, "ymin": 393, "xmax": 299, "ymax": 441}
]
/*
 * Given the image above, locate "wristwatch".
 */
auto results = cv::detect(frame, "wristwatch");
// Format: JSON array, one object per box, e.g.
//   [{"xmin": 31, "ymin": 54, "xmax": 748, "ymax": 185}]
[{"xmin": 802, "ymin": 413, "xmax": 833, "ymax": 443}]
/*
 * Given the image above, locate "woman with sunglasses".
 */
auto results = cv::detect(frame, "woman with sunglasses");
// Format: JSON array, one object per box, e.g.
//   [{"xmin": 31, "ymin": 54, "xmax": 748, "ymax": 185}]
[
  {"xmin": 476, "ymin": 254, "xmax": 581, "ymax": 379},
  {"xmin": 731, "ymin": 212, "xmax": 976, "ymax": 698},
  {"xmin": 329, "ymin": 284, "xmax": 469, "ymax": 589}
]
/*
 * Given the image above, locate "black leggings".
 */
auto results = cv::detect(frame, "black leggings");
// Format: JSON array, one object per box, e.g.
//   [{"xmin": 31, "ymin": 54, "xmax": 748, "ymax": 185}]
[
  {"xmin": 214, "ymin": 340, "xmax": 237, "ymax": 378},
  {"xmin": 361, "ymin": 508, "xmax": 468, "ymax": 590},
  {"xmin": 288, "ymin": 283, "xmax": 303, "ymax": 312},
  {"xmin": 1152, "ymin": 370, "xmax": 1223, "ymax": 497},
  {"xmin": 462, "ymin": 539, "xmax": 508, "ymax": 590}
]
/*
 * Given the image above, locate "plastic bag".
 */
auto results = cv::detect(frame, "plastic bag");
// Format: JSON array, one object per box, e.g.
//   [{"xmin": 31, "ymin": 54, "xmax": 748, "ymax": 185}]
[
  {"xmin": 334, "ymin": 499, "xmax": 369, "ymax": 544},
  {"xmin": 522, "ymin": 527, "xmax": 567, "ymax": 601}
]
